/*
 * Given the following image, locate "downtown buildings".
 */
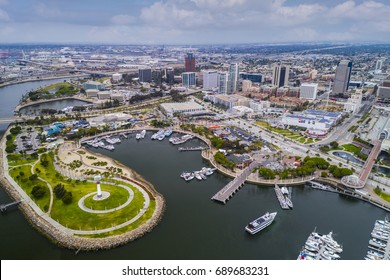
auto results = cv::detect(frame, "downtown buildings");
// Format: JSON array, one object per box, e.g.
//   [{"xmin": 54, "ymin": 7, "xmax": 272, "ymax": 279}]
[{"xmin": 333, "ymin": 60, "xmax": 352, "ymax": 94}]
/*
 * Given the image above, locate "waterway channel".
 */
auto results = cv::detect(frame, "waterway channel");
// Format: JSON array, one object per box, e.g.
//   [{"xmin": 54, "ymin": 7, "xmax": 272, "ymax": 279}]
[{"xmin": 0, "ymin": 80, "xmax": 389, "ymax": 260}]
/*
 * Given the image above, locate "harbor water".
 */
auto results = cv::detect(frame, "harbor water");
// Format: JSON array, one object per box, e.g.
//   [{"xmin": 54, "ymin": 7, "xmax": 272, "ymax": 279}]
[{"xmin": 0, "ymin": 80, "xmax": 389, "ymax": 260}]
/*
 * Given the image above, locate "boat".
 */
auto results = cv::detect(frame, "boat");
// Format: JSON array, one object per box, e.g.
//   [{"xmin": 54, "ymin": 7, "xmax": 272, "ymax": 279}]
[
  {"xmin": 281, "ymin": 186, "xmax": 289, "ymax": 195},
  {"xmin": 285, "ymin": 196, "xmax": 293, "ymax": 209},
  {"xmin": 165, "ymin": 129, "xmax": 173, "ymax": 137},
  {"xmin": 245, "ymin": 212, "xmax": 277, "ymax": 235},
  {"xmin": 194, "ymin": 172, "xmax": 203, "ymax": 180},
  {"xmin": 184, "ymin": 173, "xmax": 195, "ymax": 181},
  {"xmin": 157, "ymin": 134, "xmax": 165, "ymax": 141},
  {"xmin": 205, "ymin": 168, "xmax": 216, "ymax": 176}
]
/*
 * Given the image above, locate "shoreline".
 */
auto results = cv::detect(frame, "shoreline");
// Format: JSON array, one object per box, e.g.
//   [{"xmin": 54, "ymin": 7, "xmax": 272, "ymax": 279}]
[
  {"xmin": 0, "ymin": 127, "xmax": 166, "ymax": 251},
  {"xmin": 0, "ymin": 74, "xmax": 89, "ymax": 90}
]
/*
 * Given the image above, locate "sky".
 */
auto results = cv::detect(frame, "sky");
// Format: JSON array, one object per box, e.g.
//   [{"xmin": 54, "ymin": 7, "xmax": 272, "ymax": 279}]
[{"xmin": 0, "ymin": 0, "xmax": 390, "ymax": 44}]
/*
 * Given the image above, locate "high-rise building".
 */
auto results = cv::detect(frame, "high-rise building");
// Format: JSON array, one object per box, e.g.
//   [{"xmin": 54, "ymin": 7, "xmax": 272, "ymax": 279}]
[
  {"xmin": 165, "ymin": 67, "xmax": 175, "ymax": 85},
  {"xmin": 202, "ymin": 70, "xmax": 218, "ymax": 90},
  {"xmin": 333, "ymin": 60, "xmax": 352, "ymax": 94},
  {"xmin": 227, "ymin": 63, "xmax": 239, "ymax": 94},
  {"xmin": 300, "ymin": 83, "xmax": 318, "ymax": 100},
  {"xmin": 138, "ymin": 68, "xmax": 152, "ymax": 83},
  {"xmin": 376, "ymin": 60, "xmax": 383, "ymax": 71},
  {"xmin": 218, "ymin": 72, "xmax": 228, "ymax": 94},
  {"xmin": 272, "ymin": 63, "xmax": 290, "ymax": 88},
  {"xmin": 152, "ymin": 69, "xmax": 163, "ymax": 86},
  {"xmin": 181, "ymin": 72, "xmax": 196, "ymax": 88},
  {"xmin": 185, "ymin": 53, "xmax": 196, "ymax": 72}
]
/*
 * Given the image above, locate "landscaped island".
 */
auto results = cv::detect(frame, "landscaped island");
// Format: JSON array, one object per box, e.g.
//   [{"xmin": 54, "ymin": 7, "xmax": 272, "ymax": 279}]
[{"xmin": 0, "ymin": 126, "xmax": 165, "ymax": 250}]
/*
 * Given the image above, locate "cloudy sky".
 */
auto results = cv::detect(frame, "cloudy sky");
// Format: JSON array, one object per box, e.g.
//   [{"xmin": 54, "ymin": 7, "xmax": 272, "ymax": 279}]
[{"xmin": 0, "ymin": 0, "xmax": 390, "ymax": 44}]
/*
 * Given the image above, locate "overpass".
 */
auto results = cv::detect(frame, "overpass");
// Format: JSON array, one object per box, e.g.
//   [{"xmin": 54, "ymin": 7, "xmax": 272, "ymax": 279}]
[{"xmin": 341, "ymin": 140, "xmax": 382, "ymax": 189}]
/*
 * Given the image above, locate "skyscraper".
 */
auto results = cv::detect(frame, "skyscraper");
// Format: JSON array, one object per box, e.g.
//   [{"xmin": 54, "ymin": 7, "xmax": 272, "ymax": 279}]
[
  {"xmin": 185, "ymin": 53, "xmax": 196, "ymax": 72},
  {"xmin": 227, "ymin": 63, "xmax": 239, "ymax": 94},
  {"xmin": 272, "ymin": 63, "xmax": 290, "ymax": 88},
  {"xmin": 165, "ymin": 67, "xmax": 175, "ymax": 85},
  {"xmin": 333, "ymin": 60, "xmax": 352, "ymax": 94},
  {"xmin": 376, "ymin": 60, "xmax": 383, "ymax": 71},
  {"xmin": 202, "ymin": 70, "xmax": 218, "ymax": 90},
  {"xmin": 138, "ymin": 68, "xmax": 152, "ymax": 83},
  {"xmin": 218, "ymin": 72, "xmax": 228, "ymax": 94},
  {"xmin": 181, "ymin": 72, "xmax": 196, "ymax": 88}
]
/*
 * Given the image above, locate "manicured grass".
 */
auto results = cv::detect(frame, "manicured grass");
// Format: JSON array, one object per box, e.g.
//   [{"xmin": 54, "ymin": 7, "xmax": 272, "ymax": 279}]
[
  {"xmin": 83, "ymin": 184, "xmax": 130, "ymax": 210},
  {"xmin": 342, "ymin": 144, "xmax": 362, "ymax": 154},
  {"xmin": 9, "ymin": 165, "xmax": 51, "ymax": 211},
  {"xmin": 78, "ymin": 200, "xmax": 156, "ymax": 238},
  {"xmin": 374, "ymin": 188, "xmax": 390, "ymax": 203}
]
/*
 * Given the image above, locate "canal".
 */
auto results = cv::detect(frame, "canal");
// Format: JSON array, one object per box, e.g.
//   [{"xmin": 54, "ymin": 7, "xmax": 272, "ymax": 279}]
[{"xmin": 0, "ymin": 80, "xmax": 388, "ymax": 260}]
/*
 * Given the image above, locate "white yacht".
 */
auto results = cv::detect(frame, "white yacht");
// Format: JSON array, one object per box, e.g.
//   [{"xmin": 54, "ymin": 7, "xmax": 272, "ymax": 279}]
[{"xmin": 245, "ymin": 212, "xmax": 277, "ymax": 235}]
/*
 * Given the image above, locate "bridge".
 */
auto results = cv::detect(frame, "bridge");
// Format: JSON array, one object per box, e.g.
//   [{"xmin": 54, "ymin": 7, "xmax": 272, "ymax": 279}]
[
  {"xmin": 212, "ymin": 161, "xmax": 260, "ymax": 204},
  {"xmin": 0, "ymin": 117, "xmax": 18, "ymax": 124},
  {"xmin": 341, "ymin": 140, "xmax": 382, "ymax": 189},
  {"xmin": 0, "ymin": 200, "xmax": 22, "ymax": 213}
]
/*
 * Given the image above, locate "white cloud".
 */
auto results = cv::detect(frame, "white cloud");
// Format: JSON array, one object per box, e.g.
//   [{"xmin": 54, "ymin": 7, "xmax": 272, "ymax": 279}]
[
  {"xmin": 111, "ymin": 14, "xmax": 136, "ymax": 25},
  {"xmin": 191, "ymin": 0, "xmax": 246, "ymax": 9},
  {"xmin": 140, "ymin": 2, "xmax": 213, "ymax": 29},
  {"xmin": 0, "ymin": 8, "xmax": 9, "ymax": 21}
]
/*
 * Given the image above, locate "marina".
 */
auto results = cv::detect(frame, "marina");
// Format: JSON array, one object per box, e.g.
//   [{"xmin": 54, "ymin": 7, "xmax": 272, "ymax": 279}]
[
  {"xmin": 169, "ymin": 134, "xmax": 194, "ymax": 145},
  {"xmin": 180, "ymin": 167, "xmax": 216, "ymax": 181},
  {"xmin": 365, "ymin": 218, "xmax": 390, "ymax": 260},
  {"xmin": 136, "ymin": 130, "xmax": 146, "ymax": 140},
  {"xmin": 298, "ymin": 230, "xmax": 343, "ymax": 260}
]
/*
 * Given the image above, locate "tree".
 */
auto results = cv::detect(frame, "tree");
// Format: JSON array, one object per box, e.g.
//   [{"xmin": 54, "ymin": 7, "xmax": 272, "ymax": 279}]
[
  {"xmin": 29, "ymin": 174, "xmax": 38, "ymax": 181},
  {"xmin": 31, "ymin": 185, "xmax": 46, "ymax": 199},
  {"xmin": 54, "ymin": 184, "xmax": 66, "ymax": 199},
  {"xmin": 62, "ymin": 191, "xmax": 73, "ymax": 204},
  {"xmin": 330, "ymin": 141, "xmax": 339, "ymax": 149}
]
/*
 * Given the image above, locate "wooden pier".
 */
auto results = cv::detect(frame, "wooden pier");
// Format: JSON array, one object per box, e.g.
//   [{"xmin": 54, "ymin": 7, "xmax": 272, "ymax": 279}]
[{"xmin": 211, "ymin": 161, "xmax": 260, "ymax": 204}]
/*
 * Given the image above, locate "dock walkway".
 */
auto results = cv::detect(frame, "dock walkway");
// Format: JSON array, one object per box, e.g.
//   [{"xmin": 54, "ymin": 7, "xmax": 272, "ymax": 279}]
[{"xmin": 212, "ymin": 161, "xmax": 260, "ymax": 204}]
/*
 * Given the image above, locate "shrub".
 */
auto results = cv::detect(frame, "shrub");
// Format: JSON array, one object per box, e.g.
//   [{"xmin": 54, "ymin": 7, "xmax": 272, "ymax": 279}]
[
  {"xmin": 62, "ymin": 191, "xmax": 73, "ymax": 204},
  {"xmin": 31, "ymin": 185, "xmax": 46, "ymax": 199}
]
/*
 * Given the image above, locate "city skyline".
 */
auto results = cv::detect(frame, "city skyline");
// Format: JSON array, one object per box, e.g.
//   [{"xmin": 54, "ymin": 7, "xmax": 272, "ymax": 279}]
[{"xmin": 0, "ymin": 0, "xmax": 390, "ymax": 44}]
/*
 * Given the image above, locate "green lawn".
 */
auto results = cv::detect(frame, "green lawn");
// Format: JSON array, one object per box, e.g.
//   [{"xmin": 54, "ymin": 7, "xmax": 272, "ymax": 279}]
[
  {"xmin": 83, "ymin": 185, "xmax": 131, "ymax": 211},
  {"xmin": 374, "ymin": 188, "xmax": 390, "ymax": 203},
  {"xmin": 8, "ymin": 150, "xmax": 156, "ymax": 237},
  {"xmin": 9, "ymin": 165, "xmax": 51, "ymax": 211},
  {"xmin": 342, "ymin": 144, "xmax": 362, "ymax": 154}
]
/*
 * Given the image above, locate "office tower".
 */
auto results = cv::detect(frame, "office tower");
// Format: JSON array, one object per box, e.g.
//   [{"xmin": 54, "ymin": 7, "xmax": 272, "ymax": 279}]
[
  {"xmin": 185, "ymin": 53, "xmax": 196, "ymax": 72},
  {"xmin": 218, "ymin": 72, "xmax": 228, "ymax": 94},
  {"xmin": 152, "ymin": 69, "xmax": 163, "ymax": 85},
  {"xmin": 227, "ymin": 63, "xmax": 239, "ymax": 94},
  {"xmin": 300, "ymin": 83, "xmax": 318, "ymax": 100},
  {"xmin": 138, "ymin": 68, "xmax": 152, "ymax": 83},
  {"xmin": 166, "ymin": 68, "xmax": 175, "ymax": 85},
  {"xmin": 272, "ymin": 63, "xmax": 290, "ymax": 87},
  {"xmin": 181, "ymin": 72, "xmax": 196, "ymax": 88},
  {"xmin": 333, "ymin": 60, "xmax": 352, "ymax": 94},
  {"xmin": 376, "ymin": 60, "xmax": 383, "ymax": 71},
  {"xmin": 202, "ymin": 70, "xmax": 218, "ymax": 90}
]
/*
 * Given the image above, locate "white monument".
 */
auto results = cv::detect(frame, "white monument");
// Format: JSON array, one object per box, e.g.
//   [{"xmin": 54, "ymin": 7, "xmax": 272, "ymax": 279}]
[{"xmin": 94, "ymin": 175, "xmax": 102, "ymax": 198}]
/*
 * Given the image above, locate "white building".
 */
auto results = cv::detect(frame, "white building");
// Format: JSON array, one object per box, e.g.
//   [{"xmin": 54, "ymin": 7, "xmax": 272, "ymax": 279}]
[
  {"xmin": 160, "ymin": 101, "xmax": 204, "ymax": 117},
  {"xmin": 250, "ymin": 100, "xmax": 271, "ymax": 112},
  {"xmin": 344, "ymin": 91, "xmax": 363, "ymax": 113},
  {"xmin": 300, "ymin": 83, "xmax": 318, "ymax": 100},
  {"xmin": 112, "ymin": 73, "xmax": 122, "ymax": 82},
  {"xmin": 202, "ymin": 70, "xmax": 218, "ymax": 90},
  {"xmin": 280, "ymin": 110, "xmax": 343, "ymax": 133}
]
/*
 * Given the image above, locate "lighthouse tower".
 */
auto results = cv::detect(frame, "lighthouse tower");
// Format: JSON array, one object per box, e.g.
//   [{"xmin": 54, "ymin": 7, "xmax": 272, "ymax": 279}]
[{"xmin": 94, "ymin": 175, "xmax": 102, "ymax": 198}]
